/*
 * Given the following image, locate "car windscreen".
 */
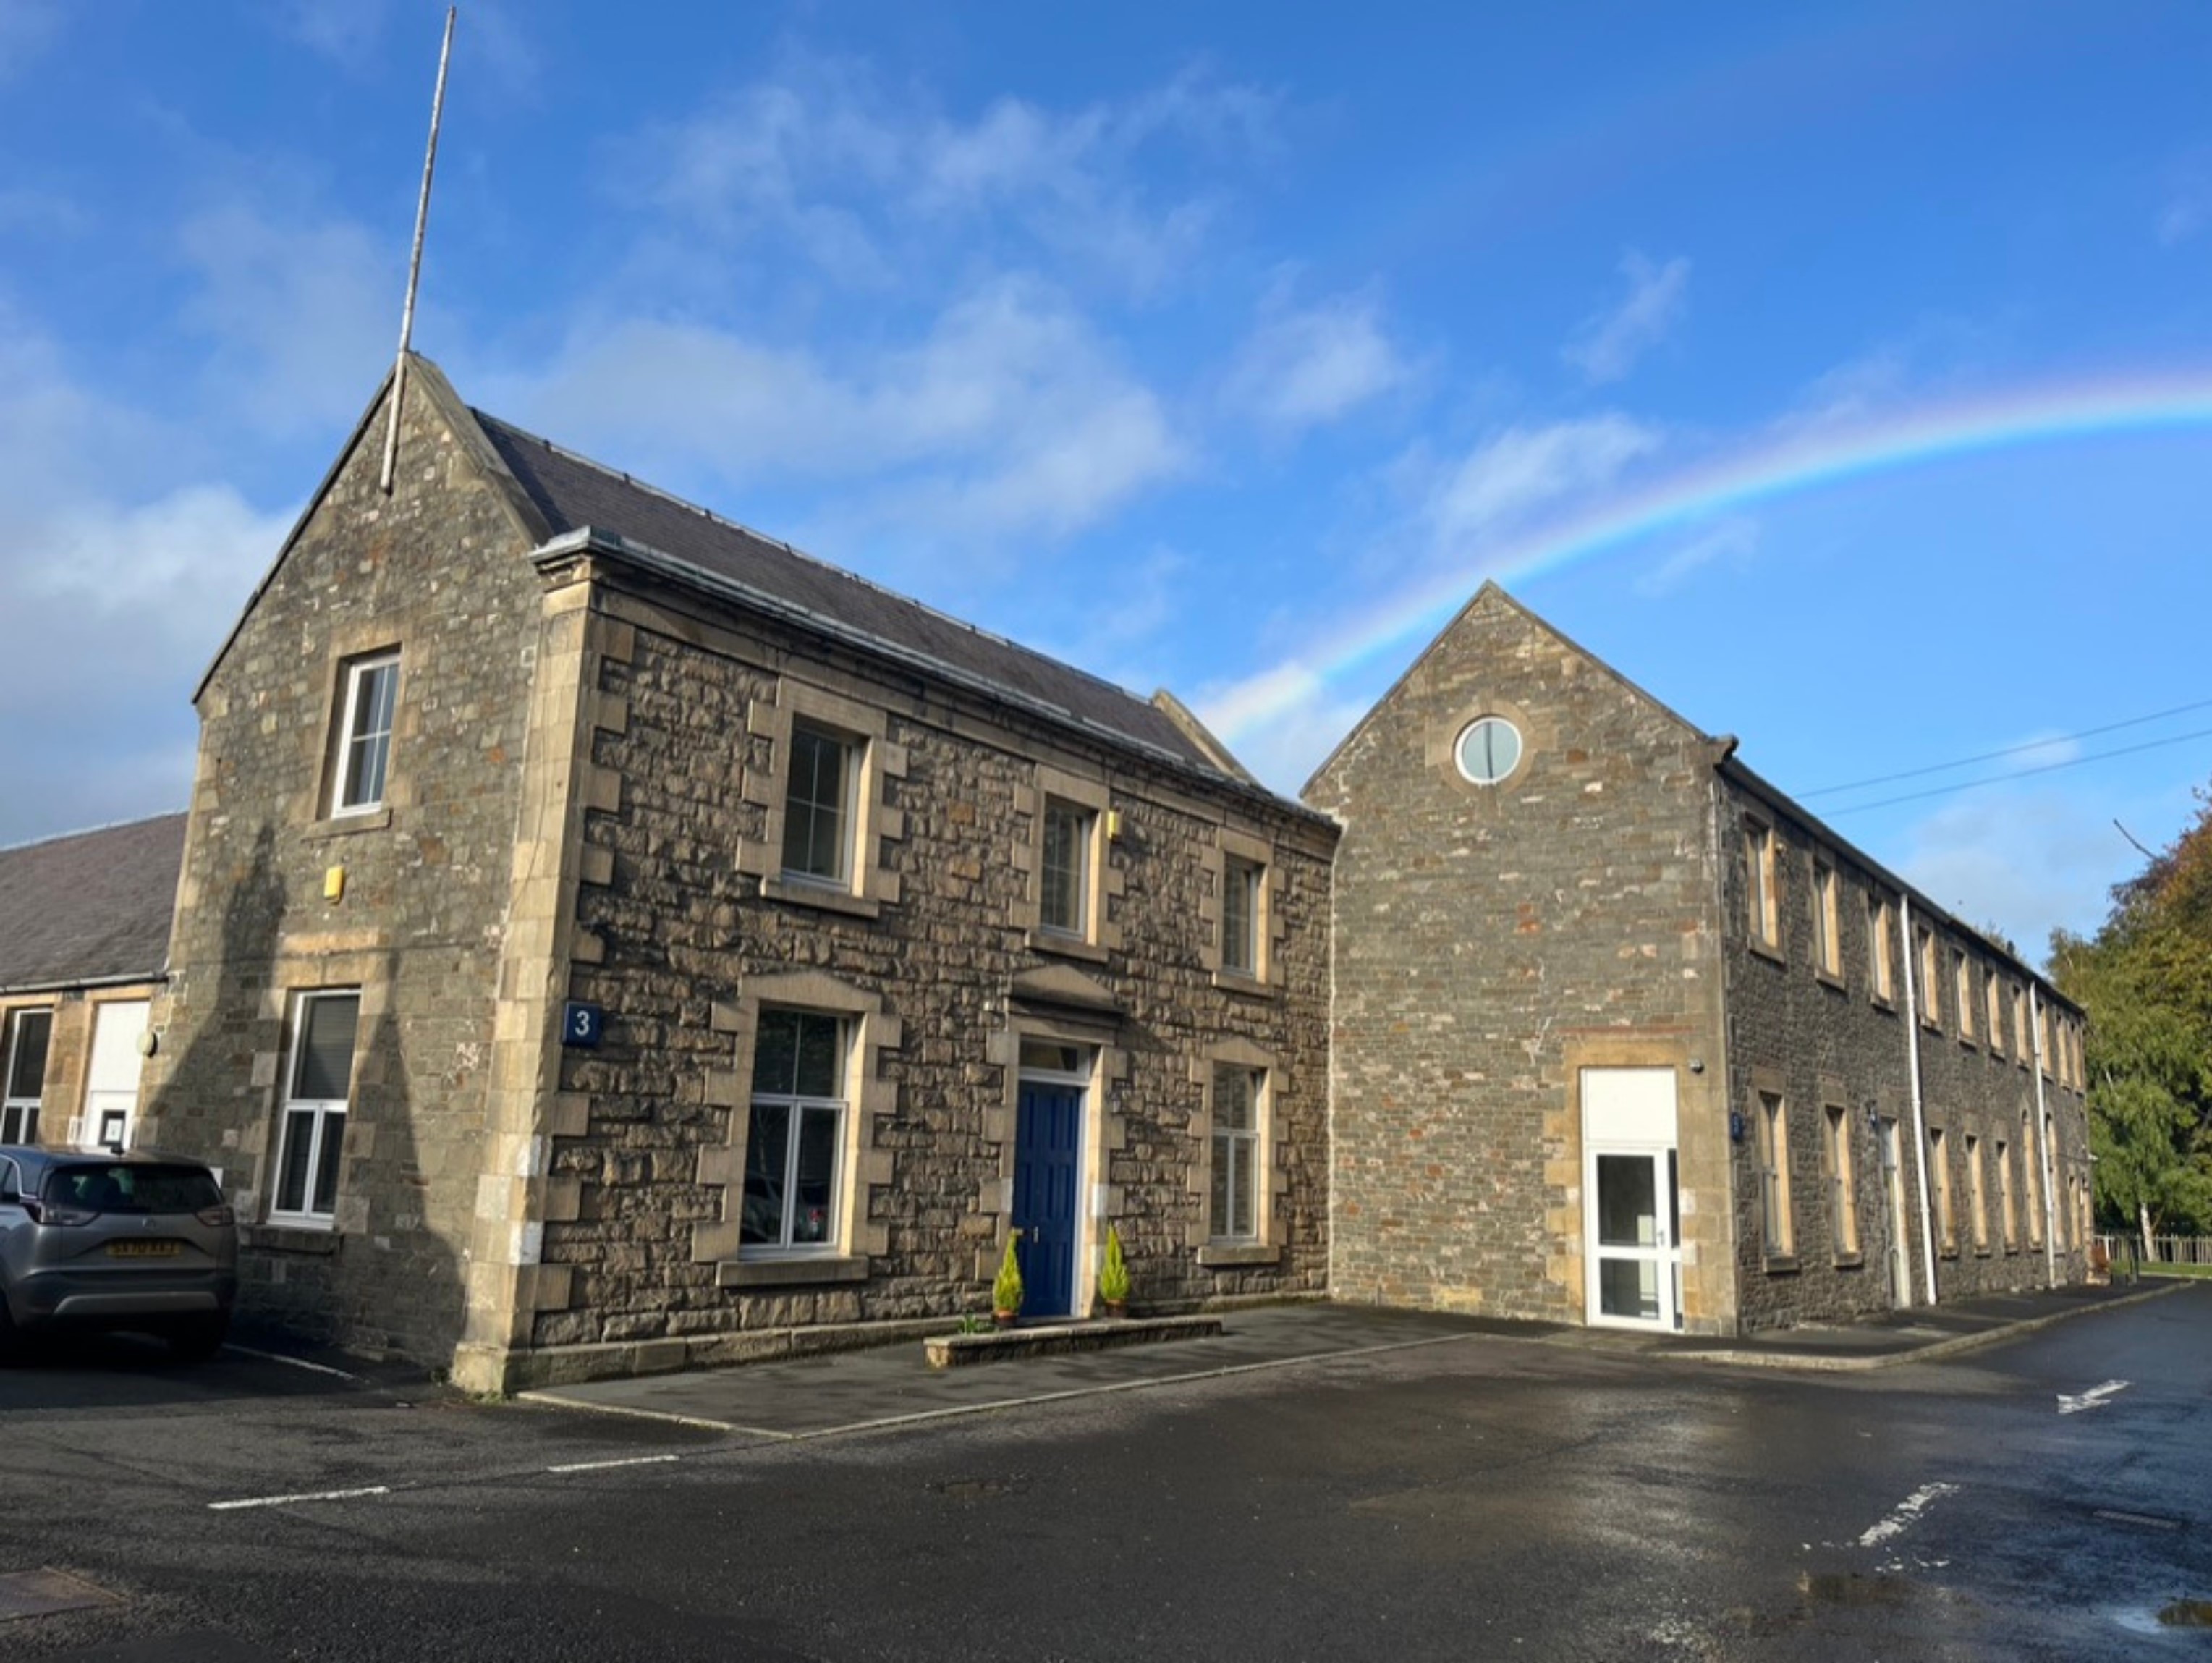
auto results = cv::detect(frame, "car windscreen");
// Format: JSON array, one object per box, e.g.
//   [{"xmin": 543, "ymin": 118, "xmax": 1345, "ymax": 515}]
[{"xmin": 44, "ymin": 1163, "xmax": 223, "ymax": 1215}]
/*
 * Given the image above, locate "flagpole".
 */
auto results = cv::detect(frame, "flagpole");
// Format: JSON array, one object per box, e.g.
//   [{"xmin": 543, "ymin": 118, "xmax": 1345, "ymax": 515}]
[{"xmin": 380, "ymin": 7, "xmax": 457, "ymax": 494}]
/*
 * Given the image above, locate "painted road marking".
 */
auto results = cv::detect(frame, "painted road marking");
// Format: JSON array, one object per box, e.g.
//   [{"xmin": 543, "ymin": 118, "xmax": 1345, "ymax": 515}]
[
  {"xmin": 221, "ymin": 1345, "xmax": 367, "ymax": 1383},
  {"xmin": 209, "ymin": 1485, "xmax": 391, "ymax": 1512},
  {"xmin": 1858, "ymin": 1482, "xmax": 1959, "ymax": 1548},
  {"xmin": 2059, "ymin": 1379, "xmax": 2130, "ymax": 1415},
  {"xmin": 546, "ymin": 1454, "xmax": 682, "ymax": 1474}
]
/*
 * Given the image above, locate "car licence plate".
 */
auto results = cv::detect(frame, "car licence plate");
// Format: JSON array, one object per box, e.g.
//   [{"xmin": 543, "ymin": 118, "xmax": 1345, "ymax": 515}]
[{"xmin": 107, "ymin": 1240, "xmax": 182, "ymax": 1258}]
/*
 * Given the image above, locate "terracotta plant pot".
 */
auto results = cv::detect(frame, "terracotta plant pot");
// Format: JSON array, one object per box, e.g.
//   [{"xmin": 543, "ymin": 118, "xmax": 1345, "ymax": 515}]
[
  {"xmin": 1101, "ymin": 1300, "xmax": 1127, "ymax": 1320},
  {"xmin": 992, "ymin": 1309, "xmax": 1017, "ymax": 1329}
]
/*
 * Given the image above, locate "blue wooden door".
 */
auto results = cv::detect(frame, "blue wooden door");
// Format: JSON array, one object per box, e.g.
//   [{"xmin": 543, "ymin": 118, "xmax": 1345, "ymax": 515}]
[{"xmin": 1012, "ymin": 1083, "xmax": 1083, "ymax": 1319}]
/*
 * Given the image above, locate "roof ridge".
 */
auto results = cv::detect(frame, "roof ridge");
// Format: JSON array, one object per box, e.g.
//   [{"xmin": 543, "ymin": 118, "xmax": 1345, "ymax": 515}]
[
  {"xmin": 468, "ymin": 408, "xmax": 1167, "ymax": 718},
  {"xmin": 0, "ymin": 809, "xmax": 188, "ymax": 858}
]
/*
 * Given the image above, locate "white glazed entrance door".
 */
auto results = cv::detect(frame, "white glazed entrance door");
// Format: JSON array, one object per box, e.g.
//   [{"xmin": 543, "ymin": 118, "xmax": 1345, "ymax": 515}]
[{"xmin": 1582, "ymin": 1067, "xmax": 1682, "ymax": 1332}]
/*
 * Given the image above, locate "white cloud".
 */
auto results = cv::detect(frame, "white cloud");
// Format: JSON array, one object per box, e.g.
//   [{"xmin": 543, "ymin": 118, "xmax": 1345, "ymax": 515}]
[
  {"xmin": 2158, "ymin": 150, "xmax": 2212, "ymax": 246},
  {"xmin": 1563, "ymin": 250, "xmax": 1690, "ymax": 384},
  {"xmin": 1427, "ymin": 415, "xmax": 1662, "ymax": 552},
  {"xmin": 271, "ymin": 0, "xmax": 394, "ymax": 64},
  {"xmin": 628, "ymin": 55, "xmax": 1274, "ymax": 297},
  {"xmin": 1895, "ymin": 789, "xmax": 2145, "ymax": 963},
  {"xmin": 1225, "ymin": 289, "xmax": 1411, "ymax": 434},
  {"xmin": 0, "ymin": 315, "xmax": 294, "ymax": 845},
  {"xmin": 498, "ymin": 275, "xmax": 1185, "ymax": 547},
  {"xmin": 1634, "ymin": 515, "xmax": 1760, "ymax": 597},
  {"xmin": 177, "ymin": 204, "xmax": 397, "ymax": 433}
]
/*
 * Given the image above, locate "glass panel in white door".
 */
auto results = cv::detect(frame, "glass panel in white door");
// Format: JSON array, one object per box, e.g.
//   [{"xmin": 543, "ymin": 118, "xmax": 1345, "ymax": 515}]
[
  {"xmin": 82, "ymin": 1000, "xmax": 149, "ymax": 1151},
  {"xmin": 1592, "ymin": 1151, "xmax": 1677, "ymax": 1326}
]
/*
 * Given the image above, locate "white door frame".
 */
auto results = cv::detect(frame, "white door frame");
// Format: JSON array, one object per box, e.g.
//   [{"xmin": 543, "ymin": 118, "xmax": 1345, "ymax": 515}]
[{"xmin": 1581, "ymin": 1067, "xmax": 1682, "ymax": 1332}]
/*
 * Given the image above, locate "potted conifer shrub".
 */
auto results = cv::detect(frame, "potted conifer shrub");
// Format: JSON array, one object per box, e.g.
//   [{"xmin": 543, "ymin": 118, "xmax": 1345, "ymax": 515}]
[
  {"xmin": 992, "ymin": 1230, "xmax": 1025, "ymax": 1327},
  {"xmin": 1098, "ymin": 1225, "xmax": 1131, "ymax": 1319}
]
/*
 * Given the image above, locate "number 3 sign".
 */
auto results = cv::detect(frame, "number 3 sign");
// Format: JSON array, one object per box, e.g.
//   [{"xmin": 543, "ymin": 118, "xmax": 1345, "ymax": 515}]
[{"xmin": 562, "ymin": 1001, "xmax": 604, "ymax": 1049}]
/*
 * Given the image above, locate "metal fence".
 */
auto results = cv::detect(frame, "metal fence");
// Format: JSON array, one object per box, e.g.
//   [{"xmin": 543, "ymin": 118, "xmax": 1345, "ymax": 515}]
[{"xmin": 2096, "ymin": 1233, "xmax": 2212, "ymax": 1266}]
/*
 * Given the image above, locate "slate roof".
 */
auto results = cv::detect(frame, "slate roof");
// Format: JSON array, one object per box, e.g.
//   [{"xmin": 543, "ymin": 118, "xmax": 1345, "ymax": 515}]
[
  {"xmin": 473, "ymin": 412, "xmax": 1216, "ymax": 771},
  {"xmin": 0, "ymin": 814, "xmax": 185, "ymax": 992}
]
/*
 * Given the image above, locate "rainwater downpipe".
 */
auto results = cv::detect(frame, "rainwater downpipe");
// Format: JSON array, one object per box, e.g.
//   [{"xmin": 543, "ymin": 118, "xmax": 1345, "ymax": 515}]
[
  {"xmin": 1900, "ymin": 897, "xmax": 1939, "ymax": 1306},
  {"xmin": 2030, "ymin": 984, "xmax": 2058, "ymax": 1290}
]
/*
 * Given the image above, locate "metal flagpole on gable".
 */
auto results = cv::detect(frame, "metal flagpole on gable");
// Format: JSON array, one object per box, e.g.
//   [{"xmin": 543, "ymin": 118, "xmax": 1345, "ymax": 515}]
[{"xmin": 379, "ymin": 7, "xmax": 458, "ymax": 494}]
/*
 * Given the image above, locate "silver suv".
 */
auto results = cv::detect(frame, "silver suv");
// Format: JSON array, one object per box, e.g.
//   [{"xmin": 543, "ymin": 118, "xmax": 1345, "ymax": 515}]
[{"xmin": 0, "ymin": 1147, "xmax": 239, "ymax": 1360}]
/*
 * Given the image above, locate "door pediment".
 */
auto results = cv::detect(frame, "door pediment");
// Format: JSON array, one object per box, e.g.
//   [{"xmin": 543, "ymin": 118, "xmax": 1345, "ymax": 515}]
[{"xmin": 1008, "ymin": 962, "xmax": 1122, "ymax": 1017}]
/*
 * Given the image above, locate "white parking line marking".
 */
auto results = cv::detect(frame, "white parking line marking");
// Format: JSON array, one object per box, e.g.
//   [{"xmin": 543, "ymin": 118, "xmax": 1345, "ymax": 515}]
[
  {"xmin": 221, "ymin": 1345, "xmax": 365, "ymax": 1382},
  {"xmin": 546, "ymin": 1454, "xmax": 682, "ymax": 1474},
  {"xmin": 1857, "ymin": 1481, "xmax": 1959, "ymax": 1547},
  {"xmin": 2058, "ymin": 1379, "xmax": 2130, "ymax": 1415},
  {"xmin": 208, "ymin": 1485, "xmax": 391, "ymax": 1512}
]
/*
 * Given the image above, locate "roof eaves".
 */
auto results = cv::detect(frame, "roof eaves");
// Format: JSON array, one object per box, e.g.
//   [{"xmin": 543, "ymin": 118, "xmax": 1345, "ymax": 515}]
[{"xmin": 538, "ymin": 528, "xmax": 1334, "ymax": 832}]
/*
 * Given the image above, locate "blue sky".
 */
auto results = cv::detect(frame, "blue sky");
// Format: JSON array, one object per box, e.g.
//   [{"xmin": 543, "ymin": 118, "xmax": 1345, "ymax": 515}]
[{"xmin": 2, "ymin": 1, "xmax": 2208, "ymax": 962}]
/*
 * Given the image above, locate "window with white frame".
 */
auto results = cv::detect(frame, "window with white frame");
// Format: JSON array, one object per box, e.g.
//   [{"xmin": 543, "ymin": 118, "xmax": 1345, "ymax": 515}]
[
  {"xmin": 780, "ymin": 722, "xmax": 860, "ymax": 886},
  {"xmin": 273, "ymin": 991, "xmax": 360, "ymax": 1223},
  {"xmin": 1917, "ymin": 928, "xmax": 1941, "ymax": 1029},
  {"xmin": 1039, "ymin": 798, "xmax": 1093, "ymax": 938},
  {"xmin": 1, "ymin": 1007, "xmax": 54, "ymax": 1144},
  {"xmin": 1210, "ymin": 1064, "xmax": 1264, "ymax": 1243},
  {"xmin": 330, "ymin": 651, "xmax": 399, "ymax": 815},
  {"xmin": 1757, "ymin": 1091, "xmax": 1793, "ymax": 1257},
  {"xmin": 1986, "ymin": 974, "xmax": 2004, "ymax": 1056},
  {"xmin": 1824, "ymin": 1104, "xmax": 1857, "ymax": 1257},
  {"xmin": 1221, "ymin": 855, "xmax": 1264, "ymax": 977},
  {"xmin": 742, "ymin": 1009, "xmax": 847, "ymax": 1255},
  {"xmin": 2013, "ymin": 986, "xmax": 2029, "ymax": 1065},
  {"xmin": 1954, "ymin": 952, "xmax": 1975, "ymax": 1042},
  {"xmin": 2022, "ymin": 1111, "xmax": 2042, "ymax": 1245}
]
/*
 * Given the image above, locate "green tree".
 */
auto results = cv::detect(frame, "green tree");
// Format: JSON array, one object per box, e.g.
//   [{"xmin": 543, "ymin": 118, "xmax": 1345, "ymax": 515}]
[{"xmin": 2051, "ymin": 788, "xmax": 2212, "ymax": 1251}]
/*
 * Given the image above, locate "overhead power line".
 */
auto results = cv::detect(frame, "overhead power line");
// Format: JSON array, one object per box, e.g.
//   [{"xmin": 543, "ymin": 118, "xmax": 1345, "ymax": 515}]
[
  {"xmin": 1800, "ymin": 695, "xmax": 2212, "ymax": 800},
  {"xmin": 1823, "ymin": 724, "xmax": 2212, "ymax": 816}
]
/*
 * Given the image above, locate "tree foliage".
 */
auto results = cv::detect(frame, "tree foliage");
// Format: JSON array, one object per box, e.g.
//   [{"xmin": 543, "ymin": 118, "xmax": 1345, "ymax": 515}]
[{"xmin": 2050, "ymin": 789, "xmax": 2212, "ymax": 1243}]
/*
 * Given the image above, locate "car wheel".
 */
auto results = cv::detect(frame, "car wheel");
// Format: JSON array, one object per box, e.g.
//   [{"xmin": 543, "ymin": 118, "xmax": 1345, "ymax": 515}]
[{"xmin": 166, "ymin": 1312, "xmax": 231, "ymax": 1363}]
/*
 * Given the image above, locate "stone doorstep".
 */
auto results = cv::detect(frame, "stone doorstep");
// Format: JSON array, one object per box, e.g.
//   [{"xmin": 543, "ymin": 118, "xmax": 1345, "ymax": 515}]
[{"xmin": 923, "ymin": 1313, "xmax": 1226, "ymax": 1370}]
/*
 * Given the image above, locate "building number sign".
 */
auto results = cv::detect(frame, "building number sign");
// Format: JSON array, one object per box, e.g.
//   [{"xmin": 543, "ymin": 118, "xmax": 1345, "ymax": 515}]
[{"xmin": 562, "ymin": 1001, "xmax": 604, "ymax": 1050}]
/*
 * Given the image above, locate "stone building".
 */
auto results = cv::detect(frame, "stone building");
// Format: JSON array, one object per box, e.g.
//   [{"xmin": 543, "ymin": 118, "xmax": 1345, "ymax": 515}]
[
  {"xmin": 0, "ymin": 814, "xmax": 182, "ymax": 1153},
  {"xmin": 135, "ymin": 357, "xmax": 1336, "ymax": 1390},
  {"xmin": 1308, "ymin": 583, "xmax": 2092, "ymax": 1336}
]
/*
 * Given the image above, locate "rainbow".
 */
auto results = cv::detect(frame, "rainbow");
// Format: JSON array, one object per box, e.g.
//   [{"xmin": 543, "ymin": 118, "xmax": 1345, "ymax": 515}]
[{"xmin": 1202, "ymin": 369, "xmax": 2212, "ymax": 743}]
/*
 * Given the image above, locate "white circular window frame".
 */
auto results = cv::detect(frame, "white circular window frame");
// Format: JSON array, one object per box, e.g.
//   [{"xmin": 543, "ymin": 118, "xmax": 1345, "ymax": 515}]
[{"xmin": 1453, "ymin": 714, "xmax": 1525, "ymax": 787}]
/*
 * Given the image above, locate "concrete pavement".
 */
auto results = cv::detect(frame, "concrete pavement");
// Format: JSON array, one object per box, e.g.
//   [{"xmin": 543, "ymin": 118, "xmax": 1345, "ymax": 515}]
[{"xmin": 520, "ymin": 1281, "xmax": 2169, "ymax": 1434}]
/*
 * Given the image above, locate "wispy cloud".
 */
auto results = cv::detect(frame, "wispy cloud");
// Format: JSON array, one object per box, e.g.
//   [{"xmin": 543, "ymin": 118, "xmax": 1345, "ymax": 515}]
[
  {"xmin": 498, "ymin": 274, "xmax": 1185, "ymax": 549},
  {"xmin": 1563, "ymin": 250, "xmax": 1690, "ymax": 384},
  {"xmin": 2158, "ymin": 148, "xmax": 2212, "ymax": 247},
  {"xmin": 1224, "ymin": 287, "xmax": 1412, "ymax": 435},
  {"xmin": 626, "ymin": 53, "xmax": 1276, "ymax": 299},
  {"xmin": 1426, "ymin": 414, "xmax": 1663, "ymax": 554},
  {"xmin": 1634, "ymin": 514, "xmax": 1759, "ymax": 597},
  {"xmin": 1897, "ymin": 787, "xmax": 2148, "ymax": 962},
  {"xmin": 0, "ymin": 0, "xmax": 62, "ymax": 86}
]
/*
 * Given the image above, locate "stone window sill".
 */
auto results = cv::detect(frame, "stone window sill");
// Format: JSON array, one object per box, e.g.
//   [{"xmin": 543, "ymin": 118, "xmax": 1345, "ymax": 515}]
[
  {"xmin": 1814, "ymin": 968, "xmax": 1847, "ymax": 992},
  {"xmin": 718, "ymin": 1253, "xmax": 870, "ymax": 1290},
  {"xmin": 1198, "ymin": 1243, "xmax": 1280, "ymax": 1269},
  {"xmin": 1211, "ymin": 969, "xmax": 1281, "ymax": 1002},
  {"xmin": 1025, "ymin": 928, "xmax": 1109, "ymax": 965},
  {"xmin": 1939, "ymin": 1246, "xmax": 1960, "ymax": 1261},
  {"xmin": 1761, "ymin": 1253, "xmax": 1801, "ymax": 1276},
  {"xmin": 1831, "ymin": 1251, "xmax": 1865, "ymax": 1270},
  {"xmin": 762, "ymin": 876, "xmax": 881, "ymax": 921},
  {"xmin": 245, "ymin": 1224, "xmax": 341, "ymax": 1256},
  {"xmin": 1973, "ymin": 1247, "xmax": 1992, "ymax": 1258},
  {"xmin": 1747, "ymin": 936, "xmax": 1786, "ymax": 966},
  {"xmin": 305, "ymin": 807, "xmax": 393, "ymax": 841}
]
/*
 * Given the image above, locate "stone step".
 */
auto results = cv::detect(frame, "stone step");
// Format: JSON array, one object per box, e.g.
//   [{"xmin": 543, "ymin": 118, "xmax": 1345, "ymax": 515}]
[{"xmin": 923, "ymin": 1313, "xmax": 1226, "ymax": 1369}]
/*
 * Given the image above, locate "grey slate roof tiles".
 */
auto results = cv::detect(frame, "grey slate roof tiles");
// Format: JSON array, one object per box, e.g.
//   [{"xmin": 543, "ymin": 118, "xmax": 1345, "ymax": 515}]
[
  {"xmin": 473, "ymin": 411, "xmax": 1215, "ymax": 771},
  {"xmin": 0, "ymin": 813, "xmax": 184, "ymax": 991}
]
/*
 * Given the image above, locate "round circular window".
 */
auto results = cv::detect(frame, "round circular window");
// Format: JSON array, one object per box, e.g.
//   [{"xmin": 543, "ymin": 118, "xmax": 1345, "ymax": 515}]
[{"xmin": 1454, "ymin": 715, "xmax": 1523, "ymax": 785}]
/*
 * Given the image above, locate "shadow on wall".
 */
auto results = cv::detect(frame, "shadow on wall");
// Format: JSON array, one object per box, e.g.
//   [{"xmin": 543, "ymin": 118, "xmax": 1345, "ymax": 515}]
[{"xmin": 145, "ymin": 826, "xmax": 463, "ymax": 1363}]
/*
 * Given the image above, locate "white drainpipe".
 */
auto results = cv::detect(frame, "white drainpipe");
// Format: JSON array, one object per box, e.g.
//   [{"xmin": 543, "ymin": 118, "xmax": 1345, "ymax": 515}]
[
  {"xmin": 2030, "ymin": 984, "xmax": 2058, "ymax": 1289},
  {"xmin": 1901, "ymin": 897, "xmax": 1938, "ymax": 1306}
]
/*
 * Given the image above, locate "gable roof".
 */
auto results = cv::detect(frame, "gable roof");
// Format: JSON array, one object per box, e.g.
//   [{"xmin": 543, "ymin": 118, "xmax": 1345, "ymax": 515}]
[
  {"xmin": 473, "ymin": 410, "xmax": 1221, "ymax": 773},
  {"xmin": 0, "ymin": 813, "xmax": 186, "ymax": 994}
]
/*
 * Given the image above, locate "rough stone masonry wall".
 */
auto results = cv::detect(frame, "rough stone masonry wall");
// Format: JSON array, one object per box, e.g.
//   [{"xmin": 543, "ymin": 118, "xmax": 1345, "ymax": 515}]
[
  {"xmin": 529, "ymin": 584, "xmax": 1334, "ymax": 1358},
  {"xmin": 1308, "ymin": 588, "xmax": 1734, "ymax": 1331},
  {"xmin": 140, "ymin": 378, "xmax": 545, "ymax": 1362},
  {"xmin": 1718, "ymin": 779, "xmax": 2089, "ymax": 1332}
]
